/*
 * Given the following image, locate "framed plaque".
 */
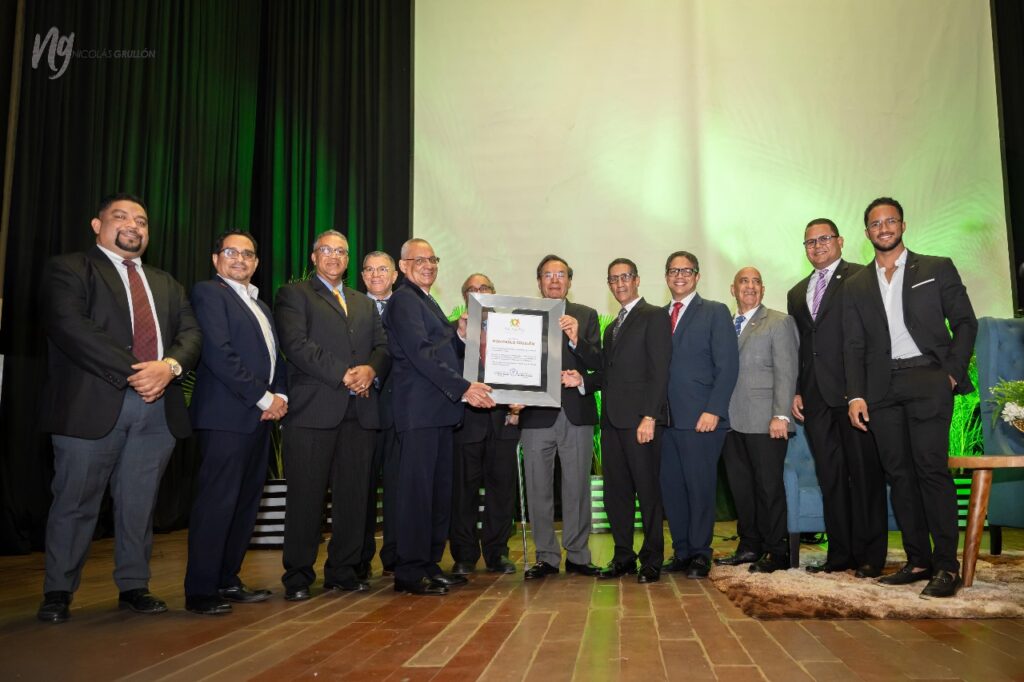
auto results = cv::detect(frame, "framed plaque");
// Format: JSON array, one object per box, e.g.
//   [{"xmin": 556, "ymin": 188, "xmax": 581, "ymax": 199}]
[{"xmin": 463, "ymin": 294, "xmax": 565, "ymax": 407}]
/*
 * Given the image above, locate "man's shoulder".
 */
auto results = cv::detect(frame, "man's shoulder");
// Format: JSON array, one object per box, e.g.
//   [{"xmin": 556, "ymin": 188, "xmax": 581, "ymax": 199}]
[
  {"xmin": 695, "ymin": 295, "xmax": 730, "ymax": 316},
  {"xmin": 192, "ymin": 277, "xmax": 230, "ymax": 295}
]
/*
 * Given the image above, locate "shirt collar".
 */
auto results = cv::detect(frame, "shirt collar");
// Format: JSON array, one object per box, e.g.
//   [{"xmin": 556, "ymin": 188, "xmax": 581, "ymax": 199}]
[
  {"xmin": 97, "ymin": 244, "xmax": 141, "ymax": 267},
  {"xmin": 620, "ymin": 297, "xmax": 641, "ymax": 314},
  {"xmin": 736, "ymin": 304, "xmax": 761, "ymax": 320},
  {"xmin": 316, "ymin": 274, "xmax": 344, "ymax": 293},
  {"xmin": 875, "ymin": 248, "xmax": 908, "ymax": 273},
  {"xmin": 671, "ymin": 291, "xmax": 698, "ymax": 307},
  {"xmin": 816, "ymin": 258, "xmax": 841, "ymax": 277},
  {"xmin": 367, "ymin": 292, "xmax": 392, "ymax": 301},
  {"xmin": 218, "ymin": 275, "xmax": 259, "ymax": 300}
]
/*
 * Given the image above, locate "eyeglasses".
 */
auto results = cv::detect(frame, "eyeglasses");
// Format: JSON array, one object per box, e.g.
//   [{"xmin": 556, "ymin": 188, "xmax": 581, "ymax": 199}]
[
  {"xmin": 361, "ymin": 265, "xmax": 392, "ymax": 275},
  {"xmin": 465, "ymin": 285, "xmax": 494, "ymax": 294},
  {"xmin": 219, "ymin": 247, "xmax": 257, "ymax": 261},
  {"xmin": 402, "ymin": 256, "xmax": 441, "ymax": 266},
  {"xmin": 316, "ymin": 245, "xmax": 349, "ymax": 257},
  {"xmin": 607, "ymin": 272, "xmax": 638, "ymax": 284},
  {"xmin": 802, "ymin": 234, "xmax": 839, "ymax": 249},
  {"xmin": 867, "ymin": 216, "xmax": 902, "ymax": 231},
  {"xmin": 665, "ymin": 267, "xmax": 698, "ymax": 277},
  {"xmin": 541, "ymin": 272, "xmax": 568, "ymax": 281}
]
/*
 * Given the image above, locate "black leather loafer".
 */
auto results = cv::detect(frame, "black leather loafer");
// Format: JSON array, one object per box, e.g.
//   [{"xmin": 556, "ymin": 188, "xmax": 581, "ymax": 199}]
[
  {"xmin": 598, "ymin": 561, "xmax": 638, "ymax": 579},
  {"xmin": 118, "ymin": 589, "xmax": 168, "ymax": 614},
  {"xmin": 713, "ymin": 550, "xmax": 761, "ymax": 566},
  {"xmin": 325, "ymin": 579, "xmax": 370, "ymax": 592},
  {"xmin": 565, "ymin": 560, "xmax": 601, "ymax": 576},
  {"xmin": 451, "ymin": 561, "xmax": 476, "ymax": 575},
  {"xmin": 219, "ymin": 584, "xmax": 272, "ymax": 603},
  {"xmin": 854, "ymin": 564, "xmax": 882, "ymax": 579},
  {"xmin": 662, "ymin": 556, "xmax": 692, "ymax": 573},
  {"xmin": 637, "ymin": 565, "xmax": 660, "ymax": 583},
  {"xmin": 920, "ymin": 570, "xmax": 962, "ymax": 598},
  {"xmin": 430, "ymin": 572, "xmax": 468, "ymax": 587},
  {"xmin": 37, "ymin": 591, "xmax": 71, "ymax": 623},
  {"xmin": 486, "ymin": 557, "xmax": 516, "ymax": 574},
  {"xmin": 877, "ymin": 563, "xmax": 932, "ymax": 586},
  {"xmin": 685, "ymin": 555, "xmax": 711, "ymax": 579},
  {"xmin": 806, "ymin": 561, "xmax": 852, "ymax": 574},
  {"xmin": 524, "ymin": 561, "xmax": 559, "ymax": 580},
  {"xmin": 749, "ymin": 554, "xmax": 790, "ymax": 574},
  {"xmin": 284, "ymin": 586, "xmax": 312, "ymax": 601},
  {"xmin": 186, "ymin": 595, "xmax": 232, "ymax": 615},
  {"xmin": 394, "ymin": 577, "xmax": 448, "ymax": 596}
]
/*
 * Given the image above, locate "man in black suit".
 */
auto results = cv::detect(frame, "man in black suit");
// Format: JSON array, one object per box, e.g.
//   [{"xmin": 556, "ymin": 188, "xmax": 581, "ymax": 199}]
[
  {"xmin": 37, "ymin": 193, "xmax": 202, "ymax": 623},
  {"xmin": 585, "ymin": 258, "xmax": 672, "ymax": 583},
  {"xmin": 449, "ymin": 273, "xmax": 519, "ymax": 576},
  {"xmin": 383, "ymin": 238, "xmax": 495, "ymax": 595},
  {"xmin": 274, "ymin": 230, "xmax": 390, "ymax": 600},
  {"xmin": 184, "ymin": 231, "xmax": 288, "ymax": 615},
  {"xmin": 845, "ymin": 197, "xmax": 978, "ymax": 598},
  {"xmin": 519, "ymin": 255, "xmax": 603, "ymax": 580},
  {"xmin": 787, "ymin": 219, "xmax": 887, "ymax": 577}
]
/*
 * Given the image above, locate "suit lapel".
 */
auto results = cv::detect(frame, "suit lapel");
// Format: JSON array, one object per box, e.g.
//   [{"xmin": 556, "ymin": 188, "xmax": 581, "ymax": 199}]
[
  {"xmin": 901, "ymin": 250, "xmax": 920, "ymax": 322},
  {"xmin": 611, "ymin": 298, "xmax": 644, "ymax": 357},
  {"xmin": 311, "ymin": 276, "xmax": 350, "ymax": 325},
  {"xmin": 672, "ymin": 294, "xmax": 701, "ymax": 342},
  {"xmin": 147, "ymin": 267, "xmax": 170, "ymax": 344},
  {"xmin": 88, "ymin": 247, "xmax": 131, "ymax": 324},
  {"xmin": 217, "ymin": 277, "xmax": 268, "ymax": 347},
  {"xmin": 814, "ymin": 260, "xmax": 848, "ymax": 322},
  {"xmin": 793, "ymin": 272, "xmax": 813, "ymax": 326},
  {"xmin": 738, "ymin": 305, "xmax": 767, "ymax": 350}
]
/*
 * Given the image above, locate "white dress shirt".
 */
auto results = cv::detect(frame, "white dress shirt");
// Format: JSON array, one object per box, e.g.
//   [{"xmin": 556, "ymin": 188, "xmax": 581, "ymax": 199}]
[
  {"xmin": 805, "ymin": 258, "xmax": 841, "ymax": 313},
  {"xmin": 218, "ymin": 275, "xmax": 286, "ymax": 410},
  {"xmin": 97, "ymin": 244, "xmax": 164, "ymax": 359},
  {"xmin": 875, "ymin": 249, "xmax": 923, "ymax": 360}
]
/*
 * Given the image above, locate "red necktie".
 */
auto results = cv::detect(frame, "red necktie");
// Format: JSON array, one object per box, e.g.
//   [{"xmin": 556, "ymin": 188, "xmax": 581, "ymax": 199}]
[
  {"xmin": 670, "ymin": 301, "xmax": 684, "ymax": 331},
  {"xmin": 123, "ymin": 260, "xmax": 158, "ymax": 362}
]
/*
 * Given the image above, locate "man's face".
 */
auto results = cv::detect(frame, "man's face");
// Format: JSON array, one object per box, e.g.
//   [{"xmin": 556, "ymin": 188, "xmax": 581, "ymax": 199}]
[
  {"xmin": 607, "ymin": 263, "xmax": 640, "ymax": 306},
  {"xmin": 311, "ymin": 234, "xmax": 349, "ymax": 285},
  {"xmin": 665, "ymin": 255, "xmax": 700, "ymax": 300},
  {"xmin": 361, "ymin": 255, "xmax": 397, "ymax": 297},
  {"xmin": 213, "ymin": 234, "xmax": 258, "ymax": 285},
  {"xmin": 538, "ymin": 259, "xmax": 572, "ymax": 299},
  {"xmin": 865, "ymin": 204, "xmax": 905, "ymax": 253},
  {"xmin": 399, "ymin": 241, "xmax": 438, "ymax": 290},
  {"xmin": 804, "ymin": 222, "xmax": 844, "ymax": 269},
  {"xmin": 92, "ymin": 200, "xmax": 149, "ymax": 258},
  {"xmin": 462, "ymin": 274, "xmax": 494, "ymax": 304},
  {"xmin": 731, "ymin": 267, "xmax": 764, "ymax": 313}
]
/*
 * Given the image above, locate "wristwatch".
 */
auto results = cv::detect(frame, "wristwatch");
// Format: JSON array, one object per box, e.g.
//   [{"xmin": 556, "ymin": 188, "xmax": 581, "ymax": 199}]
[{"xmin": 163, "ymin": 357, "xmax": 183, "ymax": 377}]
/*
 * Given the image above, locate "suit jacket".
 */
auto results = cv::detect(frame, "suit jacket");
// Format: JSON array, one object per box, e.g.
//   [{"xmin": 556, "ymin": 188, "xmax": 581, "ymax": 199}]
[
  {"xmin": 188, "ymin": 277, "xmax": 288, "ymax": 434},
  {"xmin": 40, "ymin": 246, "xmax": 201, "ymax": 439},
  {"xmin": 843, "ymin": 250, "xmax": 978, "ymax": 404},
  {"xmin": 727, "ymin": 306, "xmax": 799, "ymax": 434},
  {"xmin": 666, "ymin": 293, "xmax": 738, "ymax": 431},
  {"xmin": 454, "ymin": 407, "xmax": 520, "ymax": 444},
  {"xmin": 519, "ymin": 300, "xmax": 602, "ymax": 429},
  {"xmin": 382, "ymin": 280, "xmax": 469, "ymax": 432},
  {"xmin": 592, "ymin": 298, "xmax": 672, "ymax": 429},
  {"xmin": 274, "ymin": 277, "xmax": 390, "ymax": 430},
  {"xmin": 787, "ymin": 259, "xmax": 863, "ymax": 407}
]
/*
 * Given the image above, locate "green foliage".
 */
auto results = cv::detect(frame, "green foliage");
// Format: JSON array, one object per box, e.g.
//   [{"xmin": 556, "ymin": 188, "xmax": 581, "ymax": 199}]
[
  {"xmin": 989, "ymin": 378, "xmax": 1024, "ymax": 425},
  {"xmin": 949, "ymin": 354, "xmax": 983, "ymax": 456}
]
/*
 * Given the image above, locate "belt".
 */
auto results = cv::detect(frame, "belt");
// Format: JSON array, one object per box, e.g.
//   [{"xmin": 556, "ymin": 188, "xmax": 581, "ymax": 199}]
[{"xmin": 890, "ymin": 355, "xmax": 935, "ymax": 370}]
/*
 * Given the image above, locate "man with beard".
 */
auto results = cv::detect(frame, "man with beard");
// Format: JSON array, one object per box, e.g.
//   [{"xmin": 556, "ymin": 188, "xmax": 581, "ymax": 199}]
[{"xmin": 844, "ymin": 197, "xmax": 977, "ymax": 598}]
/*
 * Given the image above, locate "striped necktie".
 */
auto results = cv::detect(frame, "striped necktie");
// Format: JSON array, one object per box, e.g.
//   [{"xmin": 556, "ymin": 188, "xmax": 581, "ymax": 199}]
[
  {"xmin": 734, "ymin": 314, "xmax": 745, "ymax": 337},
  {"xmin": 810, "ymin": 269, "xmax": 828, "ymax": 320},
  {"xmin": 332, "ymin": 288, "xmax": 348, "ymax": 315}
]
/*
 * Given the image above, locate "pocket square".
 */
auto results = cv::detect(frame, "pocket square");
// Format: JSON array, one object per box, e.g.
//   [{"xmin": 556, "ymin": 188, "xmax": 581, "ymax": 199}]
[{"xmin": 911, "ymin": 278, "xmax": 935, "ymax": 289}]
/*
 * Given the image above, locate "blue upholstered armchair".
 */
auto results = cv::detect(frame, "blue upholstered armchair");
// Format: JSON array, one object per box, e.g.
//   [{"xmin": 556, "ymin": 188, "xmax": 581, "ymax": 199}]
[{"xmin": 976, "ymin": 316, "xmax": 1024, "ymax": 553}]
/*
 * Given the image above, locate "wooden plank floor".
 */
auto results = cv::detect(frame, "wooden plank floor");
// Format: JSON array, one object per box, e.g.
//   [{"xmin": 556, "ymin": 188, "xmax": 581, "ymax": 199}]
[{"xmin": 1, "ymin": 523, "xmax": 1022, "ymax": 681}]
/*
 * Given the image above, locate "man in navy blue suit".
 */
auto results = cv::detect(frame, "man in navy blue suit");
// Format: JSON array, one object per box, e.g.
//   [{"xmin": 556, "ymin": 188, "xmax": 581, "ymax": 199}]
[
  {"xmin": 383, "ymin": 238, "xmax": 495, "ymax": 595},
  {"xmin": 185, "ymin": 231, "xmax": 288, "ymax": 615},
  {"xmin": 659, "ymin": 251, "xmax": 739, "ymax": 579}
]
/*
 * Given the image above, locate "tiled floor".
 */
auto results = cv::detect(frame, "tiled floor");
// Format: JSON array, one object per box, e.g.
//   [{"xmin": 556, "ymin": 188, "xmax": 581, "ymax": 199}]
[{"xmin": 0, "ymin": 523, "xmax": 1021, "ymax": 680}]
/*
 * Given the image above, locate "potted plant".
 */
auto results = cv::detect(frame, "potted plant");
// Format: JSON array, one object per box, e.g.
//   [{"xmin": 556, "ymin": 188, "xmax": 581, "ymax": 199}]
[{"xmin": 990, "ymin": 379, "xmax": 1024, "ymax": 433}]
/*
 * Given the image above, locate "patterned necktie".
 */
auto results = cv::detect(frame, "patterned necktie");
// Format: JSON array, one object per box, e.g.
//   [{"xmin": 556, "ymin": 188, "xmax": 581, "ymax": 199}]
[
  {"xmin": 734, "ymin": 314, "xmax": 746, "ymax": 338},
  {"xmin": 810, "ymin": 269, "xmax": 828, "ymax": 320},
  {"xmin": 376, "ymin": 298, "xmax": 386, "ymax": 315},
  {"xmin": 612, "ymin": 307, "xmax": 628, "ymax": 341},
  {"xmin": 122, "ymin": 260, "xmax": 158, "ymax": 362},
  {"xmin": 332, "ymin": 288, "xmax": 348, "ymax": 315},
  {"xmin": 670, "ymin": 301, "xmax": 684, "ymax": 331}
]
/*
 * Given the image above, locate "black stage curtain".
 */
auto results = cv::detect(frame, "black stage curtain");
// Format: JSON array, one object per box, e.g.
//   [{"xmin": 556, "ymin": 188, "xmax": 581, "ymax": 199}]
[{"xmin": 0, "ymin": 0, "xmax": 411, "ymax": 554}]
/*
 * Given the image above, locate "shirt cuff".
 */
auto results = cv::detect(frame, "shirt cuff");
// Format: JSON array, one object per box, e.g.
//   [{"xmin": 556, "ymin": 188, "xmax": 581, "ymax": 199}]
[
  {"xmin": 577, "ymin": 379, "xmax": 586, "ymax": 396},
  {"xmin": 773, "ymin": 415, "xmax": 790, "ymax": 422},
  {"xmin": 257, "ymin": 392, "xmax": 275, "ymax": 411},
  {"xmin": 848, "ymin": 397, "xmax": 865, "ymax": 405}
]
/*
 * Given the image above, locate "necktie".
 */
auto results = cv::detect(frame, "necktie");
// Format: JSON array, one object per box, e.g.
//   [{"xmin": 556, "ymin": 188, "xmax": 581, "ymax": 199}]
[
  {"xmin": 332, "ymin": 288, "xmax": 348, "ymax": 315},
  {"xmin": 122, "ymin": 260, "xmax": 158, "ymax": 362},
  {"xmin": 669, "ymin": 301, "xmax": 684, "ymax": 332},
  {"xmin": 734, "ymin": 314, "xmax": 746, "ymax": 338},
  {"xmin": 810, "ymin": 269, "xmax": 828, "ymax": 320},
  {"xmin": 376, "ymin": 298, "xmax": 386, "ymax": 315},
  {"xmin": 612, "ymin": 307, "xmax": 628, "ymax": 340}
]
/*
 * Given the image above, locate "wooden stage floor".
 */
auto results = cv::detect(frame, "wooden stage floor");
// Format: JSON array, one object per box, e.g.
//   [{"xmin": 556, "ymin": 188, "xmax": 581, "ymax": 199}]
[{"xmin": 1, "ymin": 523, "xmax": 1022, "ymax": 681}]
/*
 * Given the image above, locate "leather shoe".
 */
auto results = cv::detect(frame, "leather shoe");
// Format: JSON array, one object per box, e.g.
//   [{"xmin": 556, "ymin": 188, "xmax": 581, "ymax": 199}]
[
  {"xmin": 877, "ymin": 562, "xmax": 932, "ymax": 586},
  {"xmin": 713, "ymin": 550, "xmax": 760, "ymax": 566},
  {"xmin": 285, "ymin": 586, "xmax": 312, "ymax": 601},
  {"xmin": 854, "ymin": 564, "xmax": 882, "ymax": 579},
  {"xmin": 430, "ymin": 572, "xmax": 468, "ymax": 587},
  {"xmin": 486, "ymin": 557, "xmax": 516, "ymax": 574},
  {"xmin": 749, "ymin": 554, "xmax": 790, "ymax": 574},
  {"xmin": 685, "ymin": 555, "xmax": 711, "ymax": 579},
  {"xmin": 806, "ymin": 561, "xmax": 852, "ymax": 574},
  {"xmin": 219, "ymin": 584, "xmax": 271, "ymax": 603},
  {"xmin": 524, "ymin": 561, "xmax": 559, "ymax": 580},
  {"xmin": 920, "ymin": 570, "xmax": 962, "ymax": 598},
  {"xmin": 118, "ymin": 589, "xmax": 168, "ymax": 614},
  {"xmin": 186, "ymin": 595, "xmax": 232, "ymax": 615},
  {"xmin": 382, "ymin": 564, "xmax": 395, "ymax": 576},
  {"xmin": 325, "ymin": 579, "xmax": 370, "ymax": 592},
  {"xmin": 637, "ymin": 565, "xmax": 660, "ymax": 583},
  {"xmin": 355, "ymin": 561, "xmax": 372, "ymax": 581},
  {"xmin": 395, "ymin": 577, "xmax": 448, "ymax": 596},
  {"xmin": 565, "ymin": 560, "xmax": 600, "ymax": 576},
  {"xmin": 598, "ymin": 560, "xmax": 638, "ymax": 579},
  {"xmin": 37, "ymin": 591, "xmax": 71, "ymax": 623},
  {"xmin": 451, "ymin": 561, "xmax": 476, "ymax": 575},
  {"xmin": 662, "ymin": 556, "xmax": 692, "ymax": 573}
]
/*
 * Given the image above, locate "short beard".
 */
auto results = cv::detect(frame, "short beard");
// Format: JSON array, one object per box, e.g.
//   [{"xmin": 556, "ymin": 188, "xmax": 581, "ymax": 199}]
[
  {"xmin": 115, "ymin": 233, "xmax": 143, "ymax": 253},
  {"xmin": 872, "ymin": 235, "xmax": 903, "ymax": 253}
]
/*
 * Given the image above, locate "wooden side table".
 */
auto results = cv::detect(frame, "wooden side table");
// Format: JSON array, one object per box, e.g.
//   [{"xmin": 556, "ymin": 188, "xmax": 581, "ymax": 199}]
[{"xmin": 948, "ymin": 456, "xmax": 1024, "ymax": 586}]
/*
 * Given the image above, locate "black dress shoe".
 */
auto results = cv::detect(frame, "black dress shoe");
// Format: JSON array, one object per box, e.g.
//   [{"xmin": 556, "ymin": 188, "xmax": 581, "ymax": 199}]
[
  {"xmin": 430, "ymin": 572, "xmax": 468, "ymax": 587},
  {"xmin": 524, "ymin": 561, "xmax": 559, "ymax": 580},
  {"xmin": 355, "ymin": 561, "xmax": 372, "ymax": 581},
  {"xmin": 713, "ymin": 550, "xmax": 761, "ymax": 566},
  {"xmin": 637, "ymin": 565, "xmax": 660, "ymax": 583},
  {"xmin": 662, "ymin": 556, "xmax": 692, "ymax": 573},
  {"xmin": 186, "ymin": 595, "xmax": 232, "ymax": 615},
  {"xmin": 854, "ymin": 564, "xmax": 882, "ymax": 579},
  {"xmin": 685, "ymin": 555, "xmax": 711, "ymax": 579},
  {"xmin": 565, "ymin": 560, "xmax": 601, "ymax": 576},
  {"xmin": 37, "ymin": 591, "xmax": 71, "ymax": 623},
  {"xmin": 325, "ymin": 579, "xmax": 370, "ymax": 592},
  {"xmin": 219, "ymin": 584, "xmax": 272, "ymax": 603},
  {"xmin": 394, "ymin": 577, "xmax": 448, "ymax": 596},
  {"xmin": 920, "ymin": 570, "xmax": 962, "ymax": 598},
  {"xmin": 598, "ymin": 560, "xmax": 638, "ymax": 579},
  {"xmin": 285, "ymin": 586, "xmax": 312, "ymax": 601},
  {"xmin": 749, "ymin": 554, "xmax": 790, "ymax": 574},
  {"xmin": 451, "ymin": 561, "xmax": 476, "ymax": 575},
  {"xmin": 118, "ymin": 589, "xmax": 168, "ymax": 614},
  {"xmin": 877, "ymin": 562, "xmax": 932, "ymax": 586},
  {"xmin": 806, "ymin": 561, "xmax": 852, "ymax": 574},
  {"xmin": 486, "ymin": 557, "xmax": 516, "ymax": 574}
]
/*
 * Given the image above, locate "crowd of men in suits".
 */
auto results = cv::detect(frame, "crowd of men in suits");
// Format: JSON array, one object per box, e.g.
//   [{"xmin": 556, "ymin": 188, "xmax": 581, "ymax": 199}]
[{"xmin": 35, "ymin": 192, "xmax": 978, "ymax": 622}]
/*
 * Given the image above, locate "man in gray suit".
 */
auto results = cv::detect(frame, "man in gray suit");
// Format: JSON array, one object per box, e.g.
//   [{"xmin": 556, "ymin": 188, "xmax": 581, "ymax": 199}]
[{"xmin": 719, "ymin": 267, "xmax": 799, "ymax": 573}]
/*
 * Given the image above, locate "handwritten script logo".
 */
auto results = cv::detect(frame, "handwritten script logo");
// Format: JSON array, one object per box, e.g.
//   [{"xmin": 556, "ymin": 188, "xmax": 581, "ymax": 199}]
[{"xmin": 32, "ymin": 26, "xmax": 75, "ymax": 80}]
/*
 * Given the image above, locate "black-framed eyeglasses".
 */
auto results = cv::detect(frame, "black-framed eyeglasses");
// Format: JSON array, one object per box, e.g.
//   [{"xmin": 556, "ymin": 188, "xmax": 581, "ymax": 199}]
[
  {"xmin": 316, "ymin": 245, "xmax": 349, "ymax": 257},
  {"xmin": 361, "ymin": 265, "xmax": 392, "ymax": 275},
  {"xmin": 802, "ymin": 234, "xmax": 839, "ymax": 248},
  {"xmin": 866, "ymin": 216, "xmax": 901, "ymax": 231},
  {"xmin": 665, "ymin": 267, "xmax": 698, "ymax": 277},
  {"xmin": 219, "ymin": 247, "xmax": 257, "ymax": 261},
  {"xmin": 402, "ymin": 256, "xmax": 441, "ymax": 266},
  {"xmin": 607, "ymin": 272, "xmax": 638, "ymax": 284}
]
